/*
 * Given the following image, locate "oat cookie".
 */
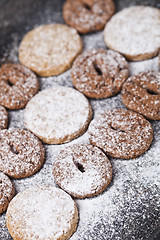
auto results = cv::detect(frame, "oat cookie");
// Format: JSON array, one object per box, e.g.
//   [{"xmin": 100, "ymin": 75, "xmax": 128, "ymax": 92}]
[
  {"xmin": 0, "ymin": 128, "xmax": 45, "ymax": 178},
  {"xmin": 63, "ymin": 0, "xmax": 115, "ymax": 34},
  {"xmin": 0, "ymin": 63, "xmax": 39, "ymax": 110},
  {"xmin": 6, "ymin": 185, "xmax": 78, "ymax": 240},
  {"xmin": 104, "ymin": 6, "xmax": 160, "ymax": 61},
  {"xmin": 19, "ymin": 24, "xmax": 83, "ymax": 77},
  {"xmin": 88, "ymin": 109, "xmax": 153, "ymax": 159},
  {"xmin": 71, "ymin": 48, "xmax": 129, "ymax": 98},
  {"xmin": 121, "ymin": 71, "xmax": 160, "ymax": 120},
  {"xmin": 0, "ymin": 172, "xmax": 15, "ymax": 214},
  {"xmin": 0, "ymin": 105, "xmax": 8, "ymax": 130},
  {"xmin": 53, "ymin": 144, "xmax": 112, "ymax": 198},
  {"xmin": 24, "ymin": 86, "xmax": 92, "ymax": 144}
]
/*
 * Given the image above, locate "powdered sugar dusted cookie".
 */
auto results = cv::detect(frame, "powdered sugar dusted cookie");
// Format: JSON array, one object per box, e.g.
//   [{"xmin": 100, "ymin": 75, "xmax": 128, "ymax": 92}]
[
  {"xmin": 0, "ymin": 105, "xmax": 8, "ymax": 130},
  {"xmin": 71, "ymin": 48, "xmax": 129, "ymax": 98},
  {"xmin": 104, "ymin": 6, "xmax": 160, "ymax": 61},
  {"xmin": 121, "ymin": 71, "xmax": 160, "ymax": 120},
  {"xmin": 0, "ymin": 172, "xmax": 15, "ymax": 214},
  {"xmin": 53, "ymin": 144, "xmax": 112, "ymax": 198},
  {"xmin": 0, "ymin": 128, "xmax": 45, "ymax": 178},
  {"xmin": 88, "ymin": 109, "xmax": 153, "ymax": 159},
  {"xmin": 6, "ymin": 185, "xmax": 78, "ymax": 240},
  {"xmin": 19, "ymin": 24, "xmax": 83, "ymax": 77},
  {"xmin": 24, "ymin": 86, "xmax": 92, "ymax": 144},
  {"xmin": 0, "ymin": 64, "xmax": 39, "ymax": 110},
  {"xmin": 63, "ymin": 0, "xmax": 115, "ymax": 34}
]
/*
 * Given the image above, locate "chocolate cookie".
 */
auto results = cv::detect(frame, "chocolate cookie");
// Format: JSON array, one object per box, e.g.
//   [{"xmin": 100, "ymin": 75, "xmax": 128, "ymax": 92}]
[
  {"xmin": 0, "ymin": 128, "xmax": 45, "ymax": 178},
  {"xmin": 63, "ymin": 0, "xmax": 115, "ymax": 34},
  {"xmin": 0, "ymin": 64, "xmax": 39, "ymax": 110},
  {"xmin": 88, "ymin": 109, "xmax": 153, "ymax": 159},
  {"xmin": 24, "ymin": 86, "xmax": 92, "ymax": 144},
  {"xmin": 71, "ymin": 48, "xmax": 129, "ymax": 98},
  {"xmin": 53, "ymin": 144, "xmax": 112, "ymax": 198},
  {"xmin": 104, "ymin": 6, "xmax": 160, "ymax": 61},
  {"xmin": 0, "ymin": 171, "xmax": 15, "ymax": 214},
  {"xmin": 121, "ymin": 71, "xmax": 160, "ymax": 120},
  {"xmin": 0, "ymin": 105, "xmax": 8, "ymax": 130},
  {"xmin": 19, "ymin": 24, "xmax": 82, "ymax": 76},
  {"xmin": 6, "ymin": 186, "xmax": 78, "ymax": 240}
]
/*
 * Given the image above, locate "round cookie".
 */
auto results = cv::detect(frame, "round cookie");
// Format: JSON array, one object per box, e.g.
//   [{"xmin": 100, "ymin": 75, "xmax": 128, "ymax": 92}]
[
  {"xmin": 121, "ymin": 71, "xmax": 160, "ymax": 120},
  {"xmin": 104, "ymin": 6, "xmax": 160, "ymax": 61},
  {"xmin": 0, "ymin": 171, "xmax": 15, "ymax": 214},
  {"xmin": 24, "ymin": 86, "xmax": 92, "ymax": 144},
  {"xmin": 19, "ymin": 24, "xmax": 83, "ymax": 77},
  {"xmin": 53, "ymin": 144, "xmax": 112, "ymax": 198},
  {"xmin": 0, "ymin": 63, "xmax": 39, "ymax": 110},
  {"xmin": 0, "ymin": 105, "xmax": 8, "ymax": 130},
  {"xmin": 88, "ymin": 109, "xmax": 153, "ymax": 159},
  {"xmin": 6, "ymin": 185, "xmax": 78, "ymax": 240},
  {"xmin": 63, "ymin": 0, "xmax": 115, "ymax": 34},
  {"xmin": 0, "ymin": 128, "xmax": 45, "ymax": 178},
  {"xmin": 71, "ymin": 48, "xmax": 129, "ymax": 98}
]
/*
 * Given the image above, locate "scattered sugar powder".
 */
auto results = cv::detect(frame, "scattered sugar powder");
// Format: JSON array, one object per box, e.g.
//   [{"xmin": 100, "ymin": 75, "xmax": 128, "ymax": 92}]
[{"xmin": 0, "ymin": 8, "xmax": 160, "ymax": 240}]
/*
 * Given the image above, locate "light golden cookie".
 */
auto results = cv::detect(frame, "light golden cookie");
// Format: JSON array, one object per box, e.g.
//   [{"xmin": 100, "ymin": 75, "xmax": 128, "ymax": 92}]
[
  {"xmin": 104, "ymin": 6, "xmax": 160, "ymax": 61},
  {"xmin": 53, "ymin": 144, "xmax": 112, "ymax": 198},
  {"xmin": 0, "ymin": 172, "xmax": 15, "ymax": 214},
  {"xmin": 19, "ymin": 24, "xmax": 83, "ymax": 76},
  {"xmin": 24, "ymin": 86, "xmax": 92, "ymax": 144},
  {"xmin": 6, "ymin": 185, "xmax": 78, "ymax": 240}
]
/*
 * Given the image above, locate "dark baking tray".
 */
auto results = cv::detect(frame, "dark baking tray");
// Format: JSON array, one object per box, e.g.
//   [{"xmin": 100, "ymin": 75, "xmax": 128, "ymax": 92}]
[{"xmin": 0, "ymin": 1, "xmax": 160, "ymax": 240}]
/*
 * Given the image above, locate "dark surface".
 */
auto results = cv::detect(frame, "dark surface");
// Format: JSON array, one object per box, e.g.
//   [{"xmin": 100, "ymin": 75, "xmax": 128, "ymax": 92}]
[{"xmin": 0, "ymin": 0, "xmax": 159, "ymax": 239}]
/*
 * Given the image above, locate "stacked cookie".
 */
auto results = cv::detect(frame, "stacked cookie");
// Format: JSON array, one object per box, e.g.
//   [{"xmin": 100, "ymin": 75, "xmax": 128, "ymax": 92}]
[{"xmin": 0, "ymin": 1, "xmax": 160, "ymax": 240}]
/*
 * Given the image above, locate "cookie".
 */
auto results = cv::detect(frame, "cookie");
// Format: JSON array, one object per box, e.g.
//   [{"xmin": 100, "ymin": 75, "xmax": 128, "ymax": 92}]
[
  {"xmin": 104, "ymin": 6, "xmax": 160, "ymax": 61},
  {"xmin": 71, "ymin": 48, "xmax": 129, "ymax": 98},
  {"xmin": 0, "ymin": 172, "xmax": 15, "ymax": 214},
  {"xmin": 0, "ymin": 128, "xmax": 45, "ymax": 178},
  {"xmin": 53, "ymin": 144, "xmax": 112, "ymax": 198},
  {"xmin": 88, "ymin": 109, "xmax": 153, "ymax": 159},
  {"xmin": 19, "ymin": 24, "xmax": 83, "ymax": 77},
  {"xmin": 24, "ymin": 86, "xmax": 92, "ymax": 144},
  {"xmin": 0, "ymin": 63, "xmax": 39, "ymax": 110},
  {"xmin": 6, "ymin": 185, "xmax": 78, "ymax": 240},
  {"xmin": 121, "ymin": 71, "xmax": 160, "ymax": 120},
  {"xmin": 0, "ymin": 105, "xmax": 8, "ymax": 130},
  {"xmin": 63, "ymin": 0, "xmax": 115, "ymax": 34}
]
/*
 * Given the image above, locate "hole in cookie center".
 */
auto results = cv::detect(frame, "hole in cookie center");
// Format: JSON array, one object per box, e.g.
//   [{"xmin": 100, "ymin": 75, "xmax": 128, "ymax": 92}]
[
  {"xmin": 93, "ymin": 63, "xmax": 102, "ymax": 76},
  {"xmin": 146, "ymin": 89, "xmax": 158, "ymax": 95},
  {"xmin": 83, "ymin": 3, "xmax": 91, "ymax": 11},
  {"xmin": 9, "ymin": 144, "xmax": 19, "ymax": 155},
  {"xmin": 110, "ymin": 125, "xmax": 125, "ymax": 133},
  {"xmin": 73, "ymin": 159, "xmax": 85, "ymax": 173},
  {"xmin": 7, "ymin": 80, "xmax": 14, "ymax": 87}
]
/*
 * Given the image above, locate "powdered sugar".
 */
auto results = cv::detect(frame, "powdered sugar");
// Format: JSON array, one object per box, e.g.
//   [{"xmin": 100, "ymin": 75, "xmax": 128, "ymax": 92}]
[
  {"xmin": 0, "ymin": 172, "xmax": 15, "ymax": 214},
  {"xmin": 0, "ymin": 105, "xmax": 8, "ymax": 130},
  {"xmin": 104, "ymin": 6, "xmax": 160, "ymax": 60},
  {"xmin": 24, "ymin": 86, "xmax": 92, "ymax": 144},
  {"xmin": 0, "ymin": 128, "xmax": 45, "ymax": 178},
  {"xmin": 0, "ymin": 2, "xmax": 160, "ymax": 240},
  {"xmin": 6, "ymin": 185, "xmax": 78, "ymax": 240},
  {"xmin": 53, "ymin": 144, "xmax": 112, "ymax": 198}
]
